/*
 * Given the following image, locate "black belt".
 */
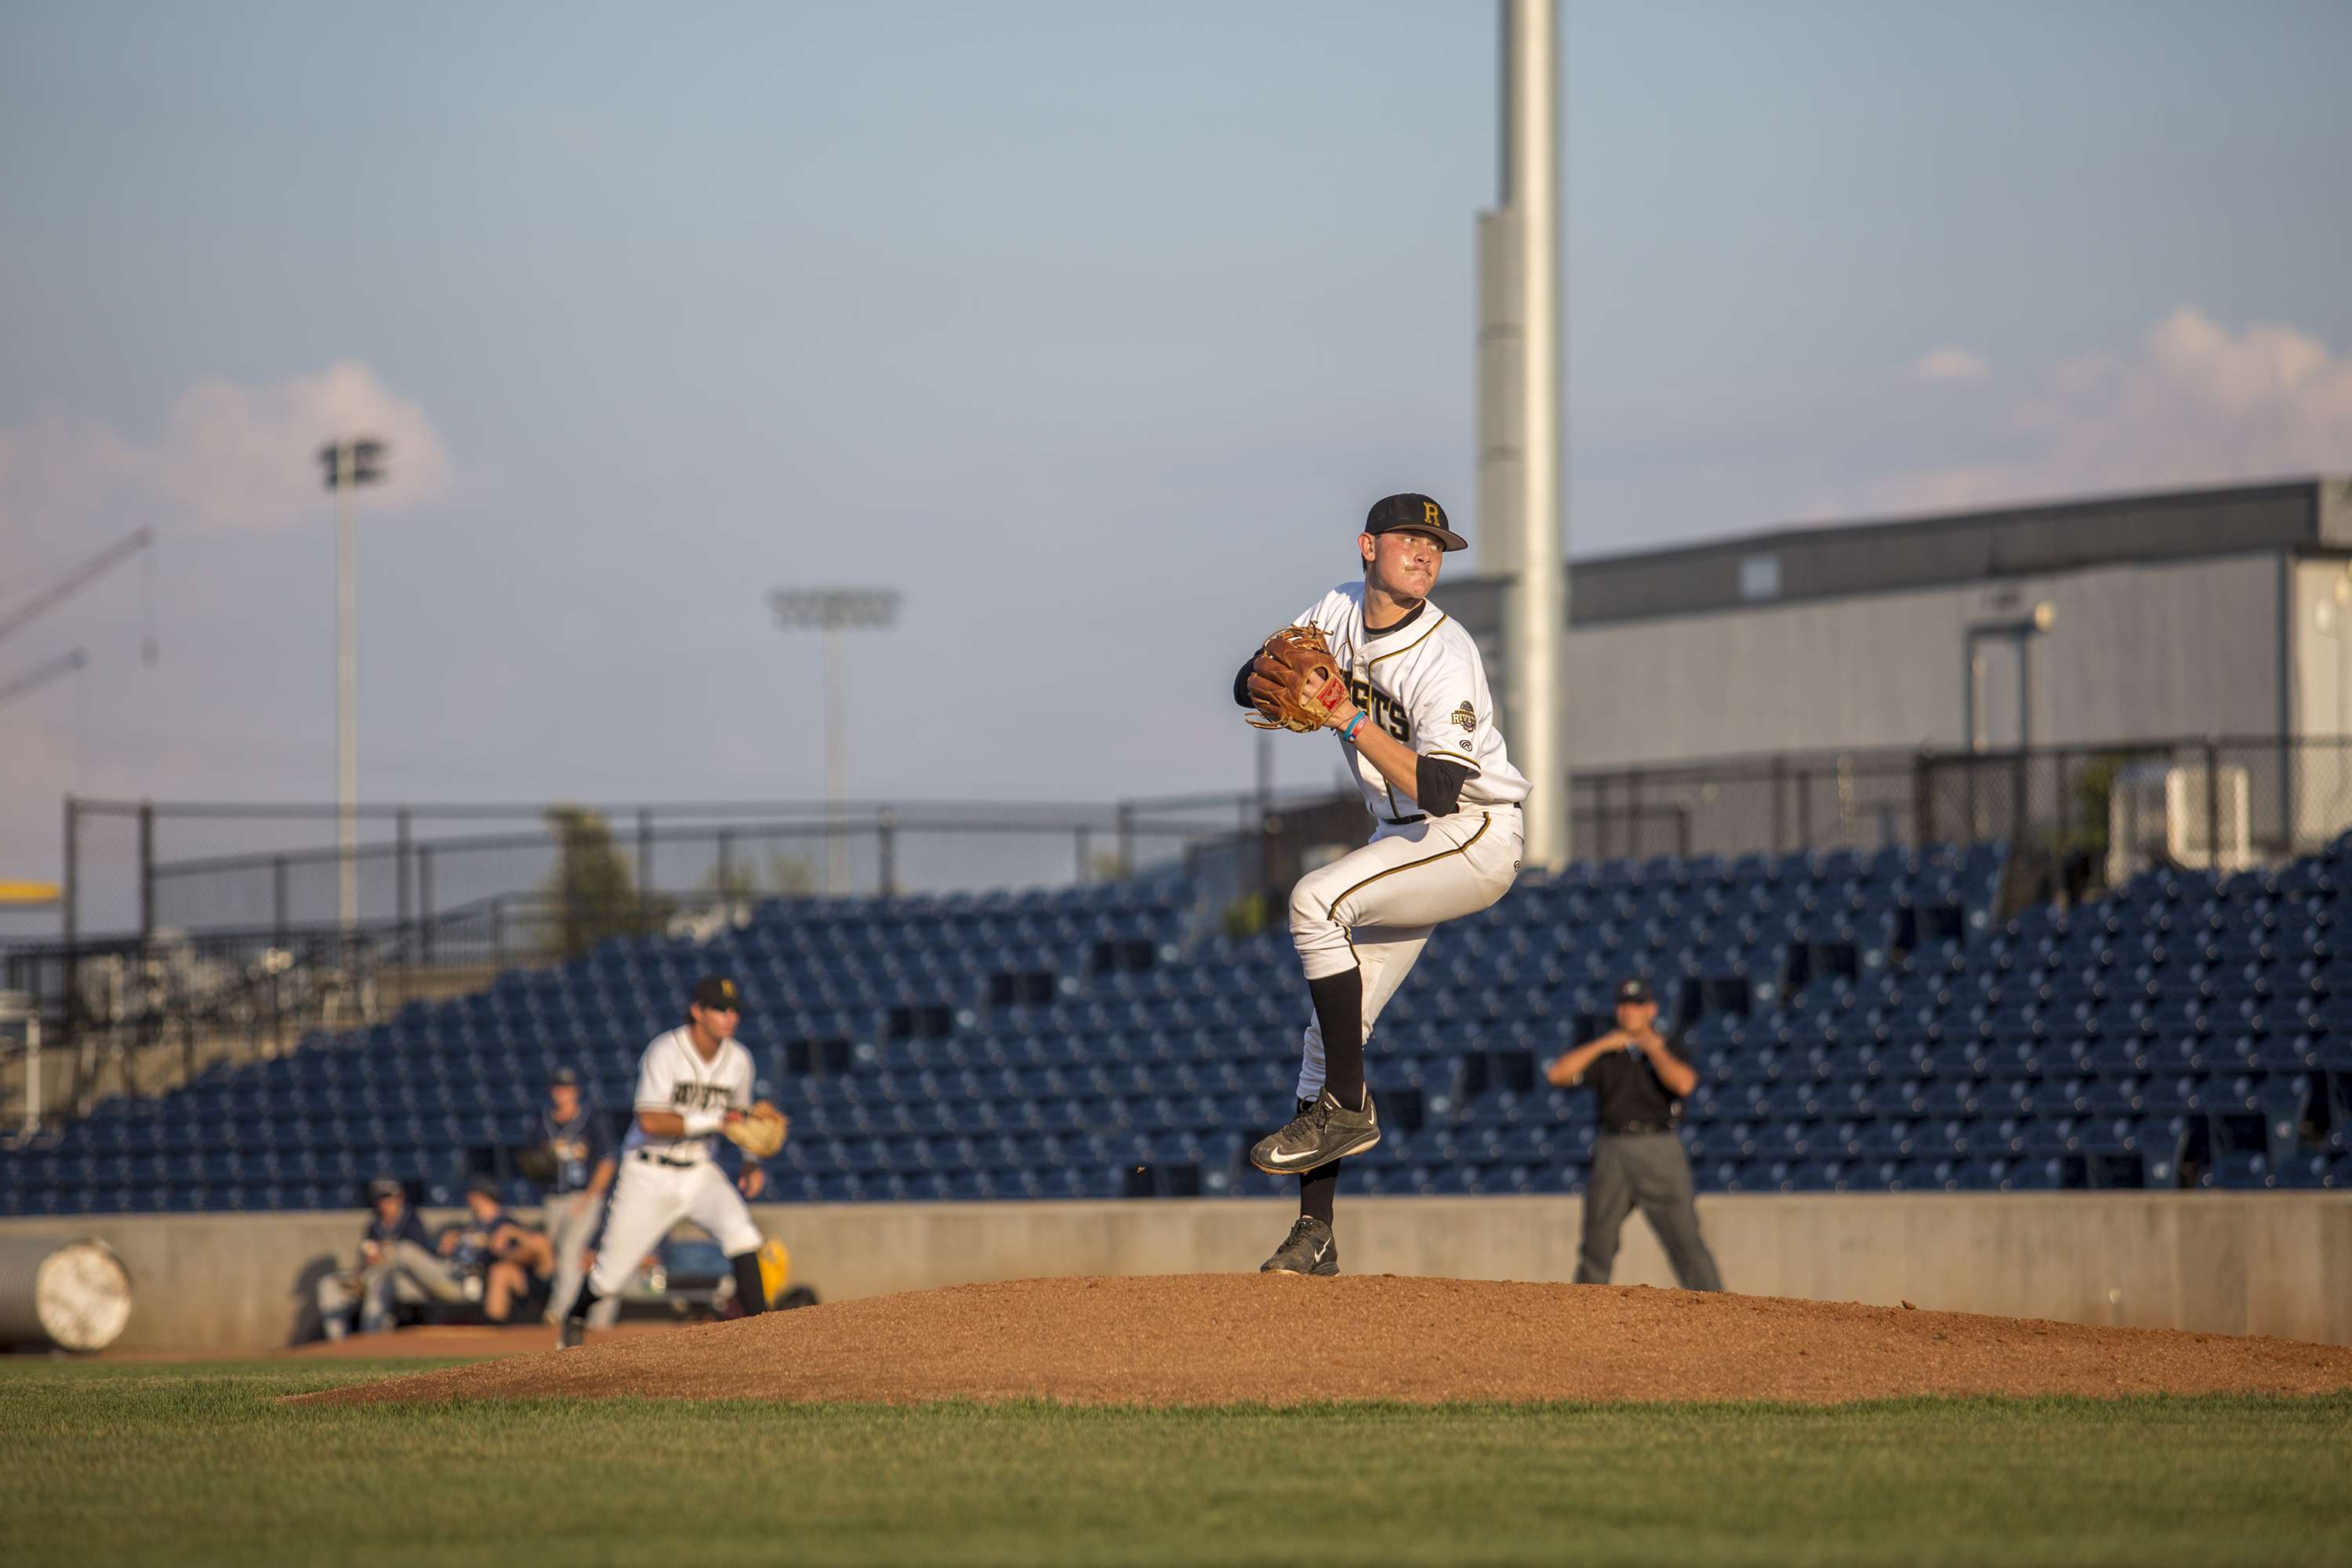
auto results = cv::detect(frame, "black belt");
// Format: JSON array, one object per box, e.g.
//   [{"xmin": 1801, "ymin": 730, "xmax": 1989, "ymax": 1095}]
[
  {"xmin": 633, "ymin": 1150, "xmax": 699, "ymax": 1169},
  {"xmin": 1602, "ymin": 1121, "xmax": 1678, "ymax": 1137},
  {"xmin": 1381, "ymin": 813, "xmax": 1427, "ymax": 826}
]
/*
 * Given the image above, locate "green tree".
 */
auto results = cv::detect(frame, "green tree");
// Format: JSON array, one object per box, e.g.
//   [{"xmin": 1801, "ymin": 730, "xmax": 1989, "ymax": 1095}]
[
  {"xmin": 695, "ymin": 845, "xmax": 818, "ymax": 901},
  {"xmin": 542, "ymin": 806, "xmax": 662, "ymax": 960},
  {"xmin": 766, "ymin": 849, "xmax": 818, "ymax": 895}
]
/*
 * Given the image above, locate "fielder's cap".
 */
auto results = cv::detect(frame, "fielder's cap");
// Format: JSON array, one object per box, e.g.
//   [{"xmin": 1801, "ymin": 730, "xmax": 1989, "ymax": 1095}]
[
  {"xmin": 1616, "ymin": 978, "xmax": 1655, "ymax": 1007},
  {"xmin": 547, "ymin": 1065, "xmax": 581, "ymax": 1088},
  {"xmin": 1363, "ymin": 492, "xmax": 1468, "ymax": 553},
  {"xmin": 466, "ymin": 1174, "xmax": 502, "ymax": 1200},
  {"xmin": 365, "ymin": 1177, "xmax": 405, "ymax": 1203},
  {"xmin": 691, "ymin": 975, "xmax": 745, "ymax": 1011}
]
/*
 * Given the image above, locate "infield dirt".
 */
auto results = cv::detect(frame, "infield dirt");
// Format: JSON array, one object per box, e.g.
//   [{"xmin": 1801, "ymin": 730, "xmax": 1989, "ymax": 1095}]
[{"xmin": 289, "ymin": 1274, "xmax": 2352, "ymax": 1407}]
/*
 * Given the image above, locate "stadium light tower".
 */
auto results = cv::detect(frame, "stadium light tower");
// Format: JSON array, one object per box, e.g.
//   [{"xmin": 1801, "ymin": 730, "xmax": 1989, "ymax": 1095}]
[
  {"xmin": 1480, "ymin": 0, "xmax": 1566, "ymax": 869},
  {"xmin": 768, "ymin": 587, "xmax": 900, "ymax": 894},
  {"xmin": 319, "ymin": 438, "xmax": 387, "ymax": 936}
]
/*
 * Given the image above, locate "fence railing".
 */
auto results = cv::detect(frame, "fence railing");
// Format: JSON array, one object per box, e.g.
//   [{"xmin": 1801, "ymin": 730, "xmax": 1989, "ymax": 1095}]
[
  {"xmin": 1570, "ymin": 734, "xmax": 2352, "ymax": 895},
  {"xmin": 2, "ymin": 920, "xmax": 372, "ymax": 1130},
  {"xmin": 46, "ymin": 737, "xmax": 2352, "ymax": 950},
  {"xmin": 52, "ymin": 791, "xmax": 1305, "ymax": 947}
]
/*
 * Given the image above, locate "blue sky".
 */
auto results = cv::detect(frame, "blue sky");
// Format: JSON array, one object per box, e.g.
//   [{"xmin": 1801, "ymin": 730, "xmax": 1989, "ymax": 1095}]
[{"xmin": 4, "ymin": 1, "xmax": 2350, "ymax": 891}]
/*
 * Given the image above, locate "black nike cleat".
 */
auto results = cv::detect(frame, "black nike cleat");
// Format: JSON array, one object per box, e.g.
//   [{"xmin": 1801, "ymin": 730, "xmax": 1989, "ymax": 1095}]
[
  {"xmin": 1250, "ymin": 1087, "xmax": 1379, "ymax": 1174},
  {"xmin": 1259, "ymin": 1215, "xmax": 1340, "ymax": 1276},
  {"xmin": 557, "ymin": 1318, "xmax": 585, "ymax": 1350}
]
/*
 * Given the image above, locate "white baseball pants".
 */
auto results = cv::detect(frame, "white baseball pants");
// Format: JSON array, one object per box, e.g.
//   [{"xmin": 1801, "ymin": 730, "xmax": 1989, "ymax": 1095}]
[
  {"xmin": 1289, "ymin": 805, "xmax": 1522, "ymax": 1100},
  {"xmin": 584, "ymin": 1154, "xmax": 766, "ymax": 1298}
]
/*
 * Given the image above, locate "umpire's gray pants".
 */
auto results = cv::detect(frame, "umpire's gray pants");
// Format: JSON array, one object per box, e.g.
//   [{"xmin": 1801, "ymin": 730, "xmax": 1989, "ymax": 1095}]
[
  {"xmin": 545, "ymin": 1196, "xmax": 619, "ymax": 1329},
  {"xmin": 1574, "ymin": 1132, "xmax": 1724, "ymax": 1292}
]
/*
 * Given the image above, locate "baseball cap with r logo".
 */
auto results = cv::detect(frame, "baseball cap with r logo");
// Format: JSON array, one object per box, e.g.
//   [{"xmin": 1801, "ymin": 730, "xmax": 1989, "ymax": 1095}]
[
  {"xmin": 1363, "ymin": 492, "xmax": 1468, "ymax": 553},
  {"xmin": 691, "ymin": 975, "xmax": 744, "ymax": 1011}
]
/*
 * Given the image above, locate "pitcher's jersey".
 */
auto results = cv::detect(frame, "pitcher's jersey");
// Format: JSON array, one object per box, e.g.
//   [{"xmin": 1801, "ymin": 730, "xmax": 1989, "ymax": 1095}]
[
  {"xmin": 1290, "ymin": 583, "xmax": 1530, "ymax": 822},
  {"xmin": 622, "ymin": 1027, "xmax": 755, "ymax": 1165}
]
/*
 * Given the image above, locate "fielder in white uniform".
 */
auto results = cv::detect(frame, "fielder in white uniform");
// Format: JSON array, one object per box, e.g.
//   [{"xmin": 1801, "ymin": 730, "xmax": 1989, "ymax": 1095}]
[
  {"xmin": 1237, "ymin": 492, "xmax": 1526, "ymax": 1277},
  {"xmin": 557, "ymin": 975, "xmax": 775, "ymax": 1346}
]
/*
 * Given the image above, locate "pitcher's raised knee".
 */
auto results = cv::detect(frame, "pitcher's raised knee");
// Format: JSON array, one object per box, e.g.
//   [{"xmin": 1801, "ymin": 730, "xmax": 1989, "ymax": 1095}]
[{"xmin": 1288, "ymin": 866, "xmax": 1355, "ymax": 978}]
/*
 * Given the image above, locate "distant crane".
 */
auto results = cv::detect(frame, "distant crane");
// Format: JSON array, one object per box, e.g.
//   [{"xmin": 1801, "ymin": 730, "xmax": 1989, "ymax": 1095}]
[
  {"xmin": 0, "ymin": 525, "xmax": 158, "ymax": 710},
  {"xmin": 0, "ymin": 526, "xmax": 155, "ymax": 650},
  {"xmin": 0, "ymin": 648, "xmax": 89, "ymax": 712}
]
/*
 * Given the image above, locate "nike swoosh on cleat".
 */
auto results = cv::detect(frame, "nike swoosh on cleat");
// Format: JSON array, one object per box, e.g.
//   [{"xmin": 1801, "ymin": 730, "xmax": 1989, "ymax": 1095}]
[{"xmin": 1263, "ymin": 1147, "xmax": 1320, "ymax": 1165}]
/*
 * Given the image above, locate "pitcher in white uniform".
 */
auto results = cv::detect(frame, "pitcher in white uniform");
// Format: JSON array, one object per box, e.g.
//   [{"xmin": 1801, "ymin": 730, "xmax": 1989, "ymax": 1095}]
[
  {"xmin": 1233, "ymin": 493, "xmax": 1527, "ymax": 1278},
  {"xmin": 557, "ymin": 975, "xmax": 777, "ymax": 1346}
]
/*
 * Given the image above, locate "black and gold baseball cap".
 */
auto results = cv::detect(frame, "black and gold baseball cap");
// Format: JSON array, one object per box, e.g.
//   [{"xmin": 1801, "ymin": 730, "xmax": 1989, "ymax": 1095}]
[
  {"xmin": 1615, "ymin": 978, "xmax": 1655, "ymax": 1007},
  {"xmin": 1364, "ymin": 492, "xmax": 1468, "ymax": 553},
  {"xmin": 691, "ymin": 975, "xmax": 745, "ymax": 1011}
]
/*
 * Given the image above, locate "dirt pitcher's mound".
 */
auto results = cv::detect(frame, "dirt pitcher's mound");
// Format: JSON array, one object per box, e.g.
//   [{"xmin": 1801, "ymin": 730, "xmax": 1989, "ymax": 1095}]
[{"xmin": 289, "ymin": 1276, "xmax": 2352, "ymax": 1408}]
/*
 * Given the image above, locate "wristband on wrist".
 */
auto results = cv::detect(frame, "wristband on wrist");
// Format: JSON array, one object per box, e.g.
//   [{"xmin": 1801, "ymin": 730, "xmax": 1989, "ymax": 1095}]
[{"xmin": 1341, "ymin": 711, "xmax": 1368, "ymax": 742}]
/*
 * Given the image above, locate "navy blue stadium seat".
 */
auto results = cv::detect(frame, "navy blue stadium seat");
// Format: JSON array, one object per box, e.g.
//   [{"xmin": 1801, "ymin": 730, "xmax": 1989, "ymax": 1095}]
[{"xmin": 13, "ymin": 835, "xmax": 2348, "ymax": 1212}]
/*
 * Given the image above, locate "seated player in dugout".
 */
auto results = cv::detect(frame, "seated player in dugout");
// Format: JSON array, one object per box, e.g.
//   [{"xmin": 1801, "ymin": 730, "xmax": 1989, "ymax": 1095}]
[
  {"xmin": 437, "ymin": 1175, "xmax": 556, "ymax": 1324},
  {"xmin": 1232, "ymin": 493, "xmax": 1527, "ymax": 1276}
]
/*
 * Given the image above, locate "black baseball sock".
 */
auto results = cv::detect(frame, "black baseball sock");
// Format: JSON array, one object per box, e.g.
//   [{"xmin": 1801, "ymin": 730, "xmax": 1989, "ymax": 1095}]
[
  {"xmin": 729, "ymin": 1250, "xmax": 768, "ymax": 1316},
  {"xmin": 1308, "ymin": 968, "xmax": 1366, "ymax": 1110},
  {"xmin": 1299, "ymin": 1160, "xmax": 1340, "ymax": 1225},
  {"xmin": 564, "ymin": 1281, "xmax": 599, "ymax": 1325}
]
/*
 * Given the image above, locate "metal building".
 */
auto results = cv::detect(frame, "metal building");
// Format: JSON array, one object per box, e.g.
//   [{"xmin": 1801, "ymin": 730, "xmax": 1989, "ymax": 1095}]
[{"xmin": 1443, "ymin": 477, "xmax": 2352, "ymax": 862}]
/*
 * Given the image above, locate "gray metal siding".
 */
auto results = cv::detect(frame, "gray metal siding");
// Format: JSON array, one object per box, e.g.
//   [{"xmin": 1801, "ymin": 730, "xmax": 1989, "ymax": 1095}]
[
  {"xmin": 1552, "ymin": 554, "xmax": 2283, "ymax": 771},
  {"xmin": 1452, "ymin": 478, "xmax": 2334, "ymax": 628}
]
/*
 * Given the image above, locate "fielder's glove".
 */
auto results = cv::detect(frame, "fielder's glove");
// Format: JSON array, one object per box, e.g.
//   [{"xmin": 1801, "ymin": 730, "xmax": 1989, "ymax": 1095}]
[
  {"xmin": 724, "ymin": 1101, "xmax": 789, "ymax": 1160},
  {"xmin": 513, "ymin": 1142, "xmax": 560, "ymax": 1187},
  {"xmin": 1244, "ymin": 625, "xmax": 1348, "ymax": 732}
]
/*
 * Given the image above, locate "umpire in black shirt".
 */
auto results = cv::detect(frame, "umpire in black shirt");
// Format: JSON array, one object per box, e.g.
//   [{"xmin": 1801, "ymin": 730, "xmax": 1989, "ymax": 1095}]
[{"xmin": 1544, "ymin": 978, "xmax": 1724, "ymax": 1291}]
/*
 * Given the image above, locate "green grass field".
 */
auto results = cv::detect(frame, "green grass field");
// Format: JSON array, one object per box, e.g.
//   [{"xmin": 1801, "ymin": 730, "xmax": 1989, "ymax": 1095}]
[{"xmin": 2, "ymin": 1359, "xmax": 2347, "ymax": 1567}]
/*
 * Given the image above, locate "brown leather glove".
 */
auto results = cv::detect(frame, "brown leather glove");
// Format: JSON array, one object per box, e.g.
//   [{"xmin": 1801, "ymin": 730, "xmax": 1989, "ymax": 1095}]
[
  {"xmin": 724, "ymin": 1102, "xmax": 788, "ymax": 1160},
  {"xmin": 1243, "ymin": 625, "xmax": 1348, "ymax": 733}
]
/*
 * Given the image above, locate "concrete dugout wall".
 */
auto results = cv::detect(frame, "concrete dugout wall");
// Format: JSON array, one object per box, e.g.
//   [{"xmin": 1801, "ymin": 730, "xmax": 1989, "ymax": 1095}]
[{"xmin": 3, "ymin": 1192, "xmax": 2347, "ymax": 1356}]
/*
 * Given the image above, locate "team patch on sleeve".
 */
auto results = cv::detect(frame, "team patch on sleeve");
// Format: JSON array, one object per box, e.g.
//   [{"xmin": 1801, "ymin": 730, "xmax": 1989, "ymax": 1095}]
[{"xmin": 1451, "ymin": 701, "xmax": 1477, "ymax": 732}]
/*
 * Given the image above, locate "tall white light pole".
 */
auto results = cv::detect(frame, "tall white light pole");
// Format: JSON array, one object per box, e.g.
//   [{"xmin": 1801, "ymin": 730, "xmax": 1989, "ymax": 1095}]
[
  {"xmin": 1490, "ymin": 0, "xmax": 1566, "ymax": 870},
  {"xmin": 319, "ymin": 438, "xmax": 387, "ymax": 935},
  {"xmin": 768, "ymin": 587, "xmax": 900, "ymax": 894}
]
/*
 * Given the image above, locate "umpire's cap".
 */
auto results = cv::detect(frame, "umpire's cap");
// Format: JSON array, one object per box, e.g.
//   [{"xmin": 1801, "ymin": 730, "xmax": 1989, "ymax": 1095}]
[
  {"xmin": 1364, "ymin": 493, "xmax": 1468, "ymax": 553},
  {"xmin": 1615, "ymin": 978, "xmax": 1655, "ymax": 1007},
  {"xmin": 691, "ymin": 975, "xmax": 745, "ymax": 1012}
]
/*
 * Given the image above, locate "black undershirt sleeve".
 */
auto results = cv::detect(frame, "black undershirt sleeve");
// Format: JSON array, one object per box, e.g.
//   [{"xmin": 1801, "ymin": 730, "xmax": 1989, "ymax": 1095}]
[
  {"xmin": 1415, "ymin": 755, "xmax": 1473, "ymax": 817},
  {"xmin": 1232, "ymin": 658, "xmax": 1256, "ymax": 708}
]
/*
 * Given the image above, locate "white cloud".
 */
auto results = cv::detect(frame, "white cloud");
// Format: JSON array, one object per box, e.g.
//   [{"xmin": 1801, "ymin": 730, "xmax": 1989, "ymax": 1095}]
[
  {"xmin": 1907, "ymin": 346, "xmax": 1990, "ymax": 384},
  {"xmin": 1853, "ymin": 307, "xmax": 2352, "ymax": 515},
  {"xmin": 0, "ymin": 361, "xmax": 452, "ymax": 553}
]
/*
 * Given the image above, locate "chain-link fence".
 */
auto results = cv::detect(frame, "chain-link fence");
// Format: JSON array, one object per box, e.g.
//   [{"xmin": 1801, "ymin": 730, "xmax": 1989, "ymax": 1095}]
[
  {"xmin": 1570, "ymin": 750, "xmax": 1923, "ymax": 861},
  {"xmin": 56, "ymin": 739, "xmax": 2352, "ymax": 949},
  {"xmin": 1573, "ymin": 734, "xmax": 2352, "ymax": 894},
  {"xmin": 0, "ymin": 790, "xmax": 1312, "ymax": 1081},
  {"xmin": 56, "ymin": 791, "xmax": 1296, "ymax": 946}
]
